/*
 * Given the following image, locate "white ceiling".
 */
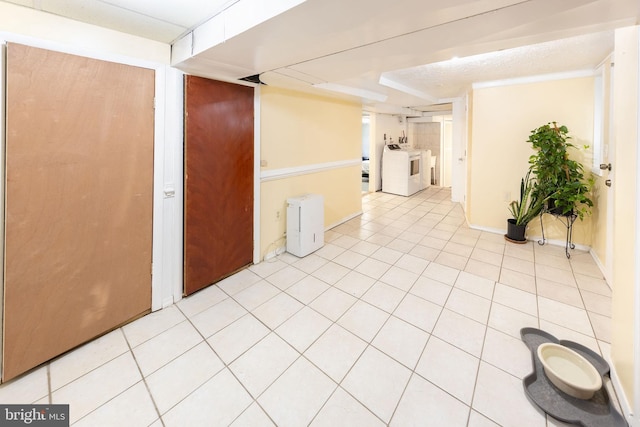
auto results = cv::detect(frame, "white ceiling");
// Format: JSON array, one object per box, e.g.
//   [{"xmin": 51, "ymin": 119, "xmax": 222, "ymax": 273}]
[{"xmin": 3, "ymin": 0, "xmax": 639, "ymax": 114}]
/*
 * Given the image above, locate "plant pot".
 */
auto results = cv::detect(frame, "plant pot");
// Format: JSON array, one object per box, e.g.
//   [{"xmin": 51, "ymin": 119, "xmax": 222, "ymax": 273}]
[
  {"xmin": 506, "ymin": 218, "xmax": 527, "ymax": 242},
  {"xmin": 548, "ymin": 198, "xmax": 574, "ymax": 216}
]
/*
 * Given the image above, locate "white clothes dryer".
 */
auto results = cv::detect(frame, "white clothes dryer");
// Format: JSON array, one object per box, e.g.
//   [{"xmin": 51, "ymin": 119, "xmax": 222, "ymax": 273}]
[{"xmin": 382, "ymin": 144, "xmax": 422, "ymax": 196}]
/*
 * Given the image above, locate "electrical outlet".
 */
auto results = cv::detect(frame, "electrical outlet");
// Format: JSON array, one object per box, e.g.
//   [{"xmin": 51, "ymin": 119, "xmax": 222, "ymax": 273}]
[
  {"xmin": 276, "ymin": 210, "xmax": 280, "ymax": 221},
  {"xmin": 504, "ymin": 191, "xmax": 511, "ymax": 202}
]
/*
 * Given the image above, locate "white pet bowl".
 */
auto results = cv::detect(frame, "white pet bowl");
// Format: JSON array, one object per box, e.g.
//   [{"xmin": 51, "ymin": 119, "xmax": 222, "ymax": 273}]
[{"xmin": 537, "ymin": 342, "xmax": 602, "ymax": 400}]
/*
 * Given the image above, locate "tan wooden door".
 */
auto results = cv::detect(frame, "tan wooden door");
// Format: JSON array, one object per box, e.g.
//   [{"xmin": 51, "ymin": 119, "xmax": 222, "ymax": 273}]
[
  {"xmin": 184, "ymin": 76, "xmax": 254, "ymax": 295},
  {"xmin": 3, "ymin": 44, "xmax": 154, "ymax": 381}
]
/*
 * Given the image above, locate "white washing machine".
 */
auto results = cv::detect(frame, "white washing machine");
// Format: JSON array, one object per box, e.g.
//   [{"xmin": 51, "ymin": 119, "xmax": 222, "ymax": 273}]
[{"xmin": 382, "ymin": 144, "xmax": 422, "ymax": 196}]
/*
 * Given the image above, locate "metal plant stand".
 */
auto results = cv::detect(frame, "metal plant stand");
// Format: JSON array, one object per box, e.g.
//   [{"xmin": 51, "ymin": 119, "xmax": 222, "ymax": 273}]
[{"xmin": 538, "ymin": 209, "xmax": 578, "ymax": 259}]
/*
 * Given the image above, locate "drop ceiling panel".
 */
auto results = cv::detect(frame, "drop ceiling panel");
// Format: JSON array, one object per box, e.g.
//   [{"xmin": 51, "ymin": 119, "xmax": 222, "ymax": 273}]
[
  {"xmin": 184, "ymin": 0, "xmax": 529, "ymax": 76},
  {"xmin": 100, "ymin": 0, "xmax": 235, "ymax": 27},
  {"xmin": 38, "ymin": 0, "xmax": 186, "ymax": 42},
  {"xmin": 284, "ymin": 0, "xmax": 602, "ymax": 82}
]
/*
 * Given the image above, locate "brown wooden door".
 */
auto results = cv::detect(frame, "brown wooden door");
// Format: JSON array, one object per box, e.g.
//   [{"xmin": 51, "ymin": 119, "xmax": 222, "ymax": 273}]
[
  {"xmin": 3, "ymin": 44, "xmax": 154, "ymax": 381},
  {"xmin": 184, "ymin": 76, "xmax": 254, "ymax": 295}
]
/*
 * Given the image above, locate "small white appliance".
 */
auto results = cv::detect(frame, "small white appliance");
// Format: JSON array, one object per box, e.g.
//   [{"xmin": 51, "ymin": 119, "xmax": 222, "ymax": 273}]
[
  {"xmin": 286, "ymin": 194, "xmax": 324, "ymax": 257},
  {"xmin": 382, "ymin": 144, "xmax": 422, "ymax": 196}
]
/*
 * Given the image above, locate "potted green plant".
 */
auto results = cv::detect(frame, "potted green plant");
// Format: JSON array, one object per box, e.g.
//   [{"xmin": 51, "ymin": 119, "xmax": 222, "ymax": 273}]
[
  {"xmin": 527, "ymin": 122, "xmax": 594, "ymax": 220},
  {"xmin": 506, "ymin": 170, "xmax": 544, "ymax": 242}
]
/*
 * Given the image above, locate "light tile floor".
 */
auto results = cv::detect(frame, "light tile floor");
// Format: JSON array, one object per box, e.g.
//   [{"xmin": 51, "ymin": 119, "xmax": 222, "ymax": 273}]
[{"xmin": 0, "ymin": 187, "xmax": 618, "ymax": 426}]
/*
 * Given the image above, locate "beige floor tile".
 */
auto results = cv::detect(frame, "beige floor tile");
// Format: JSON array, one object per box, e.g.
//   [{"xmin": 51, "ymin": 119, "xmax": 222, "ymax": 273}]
[
  {"xmin": 393, "ymin": 293, "xmax": 442, "ymax": 332},
  {"xmin": 331, "ymin": 234, "xmax": 361, "ymax": 249},
  {"xmin": 259, "ymin": 357, "xmax": 336, "ymax": 427},
  {"xmin": 175, "ymin": 286, "xmax": 226, "ymax": 319},
  {"xmin": 207, "ymin": 314, "xmax": 270, "ymax": 364},
  {"xmin": 390, "ymin": 374, "xmax": 469, "ymax": 427},
  {"xmin": 538, "ymin": 297, "xmax": 594, "ymax": 337},
  {"xmin": 276, "ymin": 307, "xmax": 332, "ymax": 352},
  {"xmin": 581, "ymin": 289, "xmax": 612, "ymax": 317},
  {"xmin": 464, "ymin": 259, "xmax": 501, "ymax": 281},
  {"xmin": 420, "ymin": 235, "xmax": 448, "ymax": 250},
  {"xmin": 52, "ymin": 352, "xmax": 142, "ymax": 424},
  {"xmin": 190, "ymin": 297, "xmax": 247, "ymax": 338},
  {"xmin": 333, "ymin": 249, "xmax": 367, "ymax": 269},
  {"xmin": 334, "ymin": 270, "xmax": 376, "ymax": 297},
  {"xmin": 535, "ymin": 252, "xmax": 572, "ymax": 271},
  {"xmin": 504, "ymin": 243, "xmax": 535, "ymax": 262},
  {"xmin": 230, "ymin": 402, "xmax": 275, "ymax": 426},
  {"xmin": 481, "ymin": 328, "xmax": 533, "ymax": 379},
  {"xmin": 50, "ymin": 329, "xmax": 130, "ymax": 391},
  {"xmin": 432, "ymin": 309, "xmax": 486, "ymax": 357},
  {"xmin": 217, "ymin": 268, "xmax": 262, "ymax": 295},
  {"xmin": 233, "ymin": 280, "xmax": 281, "ymax": 311},
  {"xmin": 475, "ymin": 239, "xmax": 505, "ymax": 255},
  {"xmin": 310, "ymin": 387, "xmax": 385, "ymax": 427},
  {"xmin": 588, "ymin": 311, "xmax": 612, "ymax": 343},
  {"xmin": 536, "ymin": 264, "xmax": 577, "ymax": 287},
  {"xmin": 304, "ymin": 324, "xmax": 367, "ymax": 382},
  {"xmin": 337, "ymin": 300, "xmax": 389, "ymax": 342},
  {"xmin": 455, "ymin": 271, "xmax": 495, "ymax": 299},
  {"xmin": 362, "ymin": 281, "xmax": 406, "ymax": 313},
  {"xmin": 228, "ymin": 333, "xmax": 298, "ymax": 398},
  {"xmin": 488, "ymin": 303, "xmax": 539, "ymax": 339},
  {"xmin": 410, "ymin": 275, "xmax": 452, "ymax": 306},
  {"xmin": 499, "ymin": 268, "xmax": 537, "ymax": 293},
  {"xmin": 379, "ymin": 265, "xmax": 419, "ymax": 291},
  {"xmin": 493, "ymin": 283, "xmax": 538, "ymax": 316},
  {"xmin": 372, "ymin": 316, "xmax": 429, "ymax": 369},
  {"xmin": 162, "ymin": 368, "xmax": 252, "ymax": 427},
  {"xmin": 132, "ymin": 320, "xmax": 203, "ymax": 376},
  {"xmin": 354, "ymin": 257, "xmax": 393, "ymax": 279},
  {"xmin": 435, "ymin": 251, "xmax": 468, "ymax": 270},
  {"xmin": 470, "ymin": 247, "xmax": 504, "ymax": 267},
  {"xmin": 342, "ymin": 347, "xmax": 411, "ymax": 423},
  {"xmin": 252, "ymin": 292, "xmax": 304, "ymax": 329},
  {"xmin": 571, "ymin": 259, "xmax": 606, "ymax": 278},
  {"xmin": 285, "ymin": 275, "xmax": 330, "ymax": 304},
  {"xmin": 536, "ymin": 278, "xmax": 584, "ymax": 308},
  {"xmin": 387, "ymin": 238, "xmax": 416, "ymax": 253},
  {"xmin": 468, "ymin": 410, "xmax": 501, "ymax": 427},
  {"xmin": 73, "ymin": 382, "xmax": 158, "ymax": 427},
  {"xmin": 445, "ymin": 288, "xmax": 491, "ymax": 324},
  {"xmin": 311, "ymin": 261, "xmax": 351, "ymax": 285},
  {"xmin": 309, "ymin": 287, "xmax": 357, "ymax": 321},
  {"xmin": 409, "ymin": 244, "xmax": 441, "ymax": 261},
  {"xmin": 502, "ymin": 255, "xmax": 535, "ymax": 276},
  {"xmin": 538, "ymin": 320, "xmax": 600, "ymax": 353},
  {"xmin": 291, "ymin": 254, "xmax": 329, "ymax": 275},
  {"xmin": 574, "ymin": 273, "xmax": 612, "ymax": 296},
  {"xmin": 371, "ymin": 246, "xmax": 404, "ymax": 264},
  {"xmin": 314, "ymin": 243, "xmax": 347, "ymax": 260},
  {"xmin": 443, "ymin": 241, "xmax": 474, "ymax": 258},
  {"xmin": 350, "ymin": 240, "xmax": 382, "ymax": 256},
  {"xmin": 0, "ymin": 365, "xmax": 48, "ymax": 404},
  {"xmin": 146, "ymin": 342, "xmax": 224, "ymax": 414},
  {"xmin": 249, "ymin": 258, "xmax": 288, "ymax": 278},
  {"xmin": 423, "ymin": 261, "xmax": 460, "ymax": 285},
  {"xmin": 415, "ymin": 336, "xmax": 479, "ymax": 404},
  {"xmin": 395, "ymin": 253, "xmax": 430, "ymax": 275},
  {"xmin": 472, "ymin": 362, "xmax": 546, "ymax": 427}
]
